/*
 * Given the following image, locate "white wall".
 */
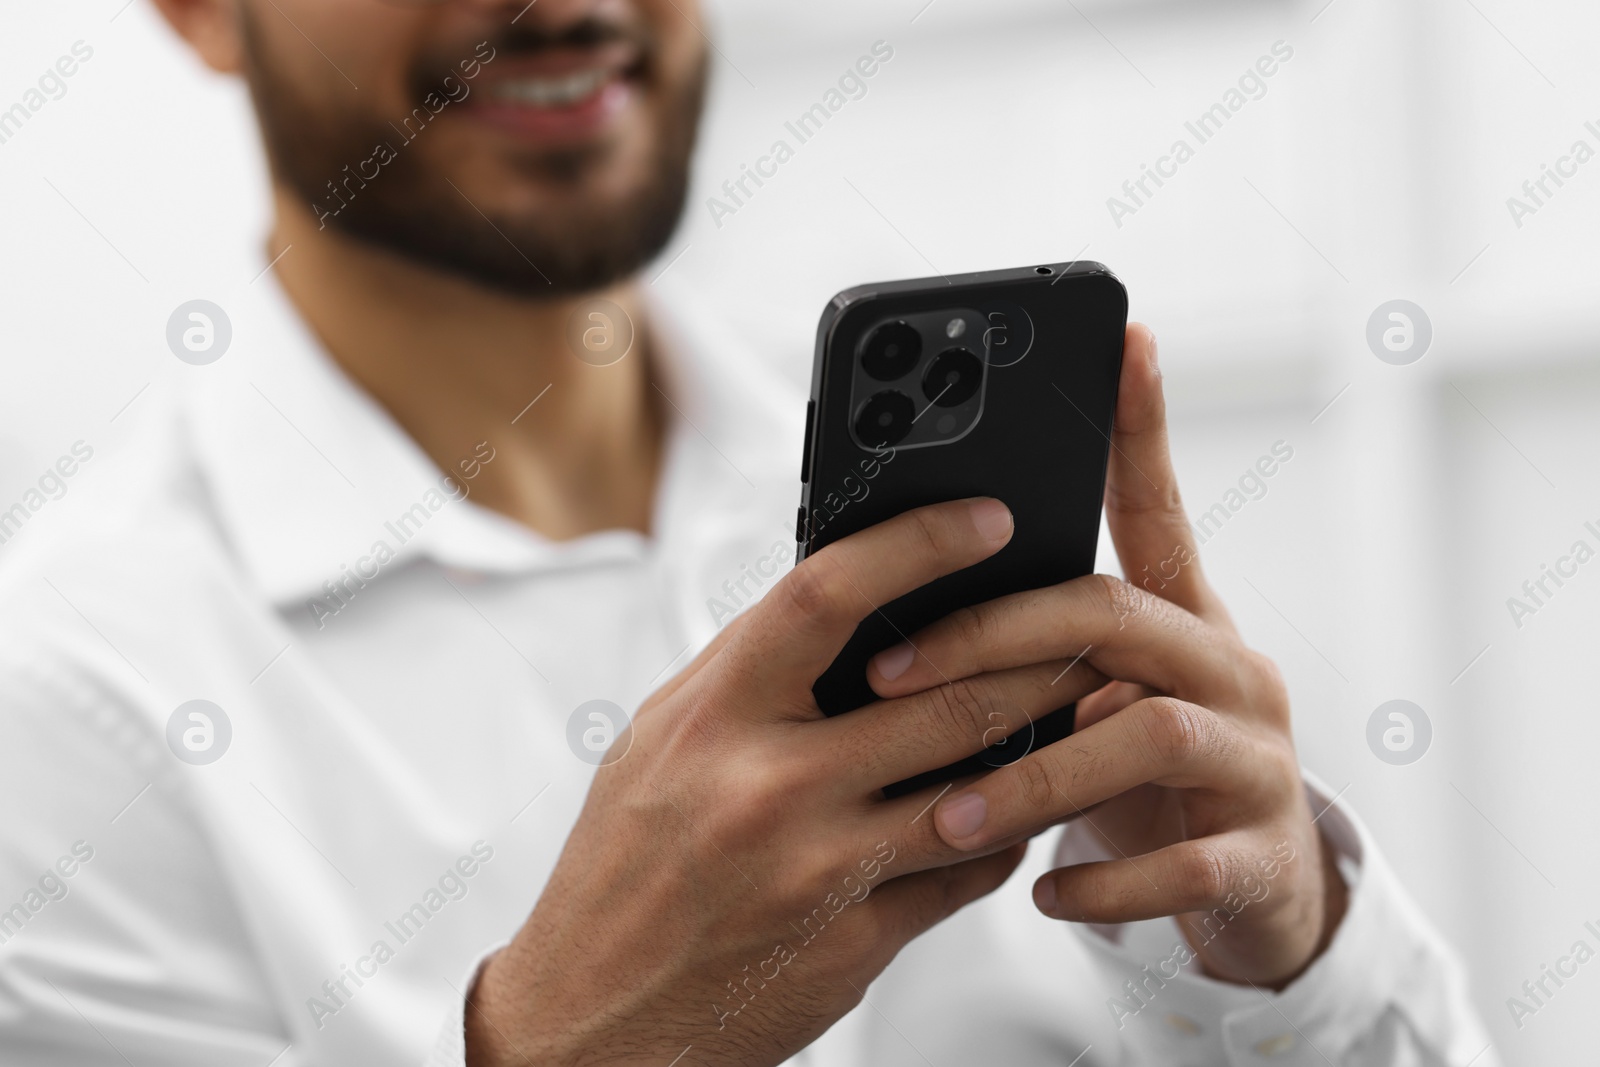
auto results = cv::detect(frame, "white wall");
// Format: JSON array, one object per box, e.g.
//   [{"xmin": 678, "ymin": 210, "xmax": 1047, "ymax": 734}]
[{"xmin": 3, "ymin": 0, "xmax": 1598, "ymax": 1060}]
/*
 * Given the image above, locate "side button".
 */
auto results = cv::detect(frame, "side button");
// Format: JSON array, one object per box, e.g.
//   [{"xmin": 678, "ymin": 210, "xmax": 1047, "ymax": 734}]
[
  {"xmin": 799, "ymin": 399, "xmax": 815, "ymax": 483},
  {"xmin": 795, "ymin": 505, "xmax": 807, "ymax": 547}
]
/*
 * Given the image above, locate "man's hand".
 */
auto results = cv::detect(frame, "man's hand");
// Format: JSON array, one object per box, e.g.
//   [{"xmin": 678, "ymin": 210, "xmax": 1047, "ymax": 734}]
[
  {"xmin": 466, "ymin": 498, "xmax": 1095, "ymax": 1067},
  {"xmin": 865, "ymin": 324, "xmax": 1348, "ymax": 989}
]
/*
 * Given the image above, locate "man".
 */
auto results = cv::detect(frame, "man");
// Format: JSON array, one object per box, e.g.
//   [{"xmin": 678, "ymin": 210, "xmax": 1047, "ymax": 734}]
[{"xmin": 0, "ymin": 0, "xmax": 1490, "ymax": 1064}]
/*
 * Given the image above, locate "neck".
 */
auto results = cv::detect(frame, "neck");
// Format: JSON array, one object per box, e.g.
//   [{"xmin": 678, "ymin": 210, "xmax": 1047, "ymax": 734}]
[{"xmin": 267, "ymin": 189, "xmax": 663, "ymax": 540}]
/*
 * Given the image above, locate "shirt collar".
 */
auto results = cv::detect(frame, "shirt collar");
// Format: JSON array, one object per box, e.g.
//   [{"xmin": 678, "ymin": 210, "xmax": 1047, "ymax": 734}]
[{"xmin": 184, "ymin": 270, "xmax": 802, "ymax": 610}]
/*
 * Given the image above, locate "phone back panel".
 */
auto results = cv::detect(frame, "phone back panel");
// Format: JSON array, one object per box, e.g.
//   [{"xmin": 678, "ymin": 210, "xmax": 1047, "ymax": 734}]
[{"xmin": 797, "ymin": 262, "xmax": 1127, "ymax": 794}]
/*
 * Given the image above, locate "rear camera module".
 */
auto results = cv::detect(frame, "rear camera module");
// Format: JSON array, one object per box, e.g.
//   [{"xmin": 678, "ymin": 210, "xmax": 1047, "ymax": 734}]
[
  {"xmin": 859, "ymin": 321, "xmax": 922, "ymax": 381},
  {"xmin": 845, "ymin": 309, "xmax": 988, "ymax": 453},
  {"xmin": 921, "ymin": 348, "xmax": 983, "ymax": 407},
  {"xmin": 853, "ymin": 390, "xmax": 916, "ymax": 448}
]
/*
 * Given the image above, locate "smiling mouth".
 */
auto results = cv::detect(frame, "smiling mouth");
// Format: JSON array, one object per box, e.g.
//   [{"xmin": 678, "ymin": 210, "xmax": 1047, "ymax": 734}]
[
  {"xmin": 463, "ymin": 45, "xmax": 645, "ymax": 142},
  {"xmin": 487, "ymin": 68, "xmax": 617, "ymax": 108}
]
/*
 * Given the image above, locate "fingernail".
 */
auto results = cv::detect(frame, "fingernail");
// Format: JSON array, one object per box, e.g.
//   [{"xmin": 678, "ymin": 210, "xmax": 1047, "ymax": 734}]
[
  {"xmin": 1033, "ymin": 877, "xmax": 1057, "ymax": 915},
  {"xmin": 937, "ymin": 792, "xmax": 987, "ymax": 841},
  {"xmin": 969, "ymin": 499, "xmax": 1012, "ymax": 543},
  {"xmin": 873, "ymin": 643, "xmax": 915, "ymax": 682},
  {"xmin": 1149, "ymin": 333, "xmax": 1161, "ymax": 379}
]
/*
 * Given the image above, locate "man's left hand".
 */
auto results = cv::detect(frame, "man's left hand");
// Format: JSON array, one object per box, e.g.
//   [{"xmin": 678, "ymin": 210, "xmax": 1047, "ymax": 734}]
[{"xmin": 866, "ymin": 323, "xmax": 1348, "ymax": 989}]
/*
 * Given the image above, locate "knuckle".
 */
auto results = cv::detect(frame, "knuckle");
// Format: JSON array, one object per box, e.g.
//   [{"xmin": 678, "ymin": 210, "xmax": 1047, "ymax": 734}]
[
  {"xmin": 1094, "ymin": 572, "xmax": 1149, "ymax": 630},
  {"xmin": 1256, "ymin": 735, "xmax": 1302, "ymax": 793},
  {"xmin": 925, "ymin": 679, "xmax": 994, "ymax": 751},
  {"xmin": 907, "ymin": 505, "xmax": 957, "ymax": 560},
  {"xmin": 784, "ymin": 848, "xmax": 852, "ymax": 912},
  {"xmin": 1106, "ymin": 477, "xmax": 1185, "ymax": 520},
  {"xmin": 1243, "ymin": 648, "xmax": 1291, "ymax": 719},
  {"xmin": 742, "ymin": 762, "xmax": 791, "ymax": 811},
  {"xmin": 1174, "ymin": 843, "xmax": 1234, "ymax": 904},
  {"xmin": 659, "ymin": 689, "xmax": 724, "ymax": 756},
  {"xmin": 709, "ymin": 750, "xmax": 802, "ymax": 844},
  {"xmin": 1136, "ymin": 697, "xmax": 1213, "ymax": 766},
  {"xmin": 948, "ymin": 604, "xmax": 991, "ymax": 650},
  {"xmin": 1010, "ymin": 752, "xmax": 1061, "ymax": 814},
  {"xmin": 781, "ymin": 555, "xmax": 847, "ymax": 629}
]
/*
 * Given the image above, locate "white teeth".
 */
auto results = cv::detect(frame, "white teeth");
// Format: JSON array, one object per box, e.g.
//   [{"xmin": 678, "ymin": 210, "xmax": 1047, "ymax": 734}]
[{"xmin": 490, "ymin": 69, "xmax": 610, "ymax": 107}]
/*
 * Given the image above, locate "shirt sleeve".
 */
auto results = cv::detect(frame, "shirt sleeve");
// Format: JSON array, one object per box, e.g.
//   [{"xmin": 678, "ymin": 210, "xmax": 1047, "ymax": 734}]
[
  {"xmin": 425, "ymin": 943, "xmax": 506, "ymax": 1067},
  {"xmin": 1060, "ymin": 772, "xmax": 1497, "ymax": 1066}
]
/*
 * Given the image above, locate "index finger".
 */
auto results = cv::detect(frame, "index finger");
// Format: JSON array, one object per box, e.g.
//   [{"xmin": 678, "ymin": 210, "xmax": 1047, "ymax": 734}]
[{"xmin": 720, "ymin": 498, "xmax": 1014, "ymax": 710}]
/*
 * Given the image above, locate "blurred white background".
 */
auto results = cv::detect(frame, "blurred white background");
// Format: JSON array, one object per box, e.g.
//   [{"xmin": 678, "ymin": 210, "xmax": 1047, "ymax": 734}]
[{"xmin": 3, "ymin": 0, "xmax": 1598, "ymax": 1061}]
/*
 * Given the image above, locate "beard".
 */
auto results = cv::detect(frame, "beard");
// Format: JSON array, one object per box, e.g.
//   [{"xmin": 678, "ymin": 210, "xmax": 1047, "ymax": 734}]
[{"xmin": 239, "ymin": 11, "xmax": 706, "ymax": 298}]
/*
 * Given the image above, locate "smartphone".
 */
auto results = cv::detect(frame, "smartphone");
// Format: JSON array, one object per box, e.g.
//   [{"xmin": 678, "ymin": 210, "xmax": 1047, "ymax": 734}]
[{"xmin": 795, "ymin": 260, "xmax": 1128, "ymax": 796}]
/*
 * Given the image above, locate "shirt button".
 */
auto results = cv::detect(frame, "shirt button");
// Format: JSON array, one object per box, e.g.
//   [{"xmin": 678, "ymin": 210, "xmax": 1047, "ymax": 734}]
[
  {"xmin": 1163, "ymin": 1013, "xmax": 1203, "ymax": 1036},
  {"xmin": 1253, "ymin": 1033, "xmax": 1296, "ymax": 1056}
]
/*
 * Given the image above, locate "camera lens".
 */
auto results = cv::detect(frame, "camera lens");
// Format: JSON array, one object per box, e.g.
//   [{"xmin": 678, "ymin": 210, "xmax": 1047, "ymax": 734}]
[
  {"xmin": 859, "ymin": 321, "xmax": 922, "ymax": 381},
  {"xmin": 922, "ymin": 348, "xmax": 983, "ymax": 407},
  {"xmin": 853, "ymin": 390, "xmax": 916, "ymax": 448}
]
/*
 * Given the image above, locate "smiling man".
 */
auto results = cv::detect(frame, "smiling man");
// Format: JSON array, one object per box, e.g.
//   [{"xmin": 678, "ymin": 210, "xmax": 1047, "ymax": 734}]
[{"xmin": 0, "ymin": 1, "xmax": 1492, "ymax": 1065}]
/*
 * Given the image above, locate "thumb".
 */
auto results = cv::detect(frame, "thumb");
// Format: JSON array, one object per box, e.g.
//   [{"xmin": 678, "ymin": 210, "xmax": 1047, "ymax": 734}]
[{"xmin": 1105, "ymin": 324, "xmax": 1232, "ymax": 630}]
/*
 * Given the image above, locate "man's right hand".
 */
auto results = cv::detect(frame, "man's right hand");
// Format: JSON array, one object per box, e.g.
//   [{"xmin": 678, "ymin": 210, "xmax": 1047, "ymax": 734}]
[{"xmin": 466, "ymin": 498, "xmax": 1100, "ymax": 1067}]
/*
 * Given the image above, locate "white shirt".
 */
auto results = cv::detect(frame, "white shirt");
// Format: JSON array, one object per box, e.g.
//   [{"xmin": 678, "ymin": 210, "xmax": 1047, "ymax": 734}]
[{"xmin": 0, "ymin": 272, "xmax": 1493, "ymax": 1067}]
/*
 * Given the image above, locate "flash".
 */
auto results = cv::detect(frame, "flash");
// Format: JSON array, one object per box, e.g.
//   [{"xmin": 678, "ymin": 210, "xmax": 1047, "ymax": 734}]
[{"xmin": 946, "ymin": 317, "xmax": 966, "ymax": 339}]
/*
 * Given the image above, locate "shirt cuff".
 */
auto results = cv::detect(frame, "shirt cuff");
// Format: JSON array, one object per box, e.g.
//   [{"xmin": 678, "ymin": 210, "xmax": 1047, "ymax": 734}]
[
  {"xmin": 426, "ymin": 942, "xmax": 508, "ymax": 1067},
  {"xmin": 1059, "ymin": 770, "xmax": 1492, "ymax": 1065}
]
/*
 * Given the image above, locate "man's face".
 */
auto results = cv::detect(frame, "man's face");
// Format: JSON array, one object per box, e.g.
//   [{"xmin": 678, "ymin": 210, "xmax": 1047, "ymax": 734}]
[{"xmin": 237, "ymin": 0, "xmax": 707, "ymax": 296}]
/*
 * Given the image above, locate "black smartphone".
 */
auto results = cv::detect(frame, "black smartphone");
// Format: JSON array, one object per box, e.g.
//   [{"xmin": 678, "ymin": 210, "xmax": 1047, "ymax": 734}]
[{"xmin": 795, "ymin": 260, "xmax": 1128, "ymax": 796}]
